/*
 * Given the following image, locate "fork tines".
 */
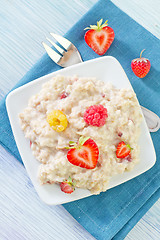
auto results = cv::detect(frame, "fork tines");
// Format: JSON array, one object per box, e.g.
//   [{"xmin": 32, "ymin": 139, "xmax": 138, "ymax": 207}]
[
  {"xmin": 42, "ymin": 33, "xmax": 72, "ymax": 65},
  {"xmin": 42, "ymin": 33, "xmax": 82, "ymax": 67}
]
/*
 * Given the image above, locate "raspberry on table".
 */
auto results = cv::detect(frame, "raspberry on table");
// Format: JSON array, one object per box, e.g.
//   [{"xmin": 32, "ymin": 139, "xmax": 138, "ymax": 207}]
[
  {"xmin": 47, "ymin": 110, "xmax": 68, "ymax": 132},
  {"xmin": 83, "ymin": 104, "xmax": 108, "ymax": 127}
]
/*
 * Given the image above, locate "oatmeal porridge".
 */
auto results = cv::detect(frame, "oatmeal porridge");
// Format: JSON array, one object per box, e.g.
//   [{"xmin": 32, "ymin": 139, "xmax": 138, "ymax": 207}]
[{"xmin": 19, "ymin": 75, "xmax": 142, "ymax": 194}]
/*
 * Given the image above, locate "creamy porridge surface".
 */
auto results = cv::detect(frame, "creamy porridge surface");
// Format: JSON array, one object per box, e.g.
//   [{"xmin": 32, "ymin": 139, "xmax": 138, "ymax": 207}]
[{"xmin": 19, "ymin": 75, "xmax": 142, "ymax": 194}]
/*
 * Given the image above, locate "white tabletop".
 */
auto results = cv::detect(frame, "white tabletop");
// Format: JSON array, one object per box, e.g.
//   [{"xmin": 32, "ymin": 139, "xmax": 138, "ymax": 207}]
[{"xmin": 0, "ymin": 0, "xmax": 160, "ymax": 239}]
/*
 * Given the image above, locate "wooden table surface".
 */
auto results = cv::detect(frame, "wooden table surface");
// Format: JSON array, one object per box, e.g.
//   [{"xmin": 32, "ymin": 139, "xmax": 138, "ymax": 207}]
[{"xmin": 0, "ymin": 0, "xmax": 160, "ymax": 239}]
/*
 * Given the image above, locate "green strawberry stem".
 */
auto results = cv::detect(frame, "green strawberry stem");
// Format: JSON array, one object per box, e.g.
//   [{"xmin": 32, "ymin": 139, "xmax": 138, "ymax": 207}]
[
  {"xmin": 65, "ymin": 136, "xmax": 90, "ymax": 150},
  {"xmin": 67, "ymin": 176, "xmax": 76, "ymax": 189},
  {"xmin": 126, "ymin": 144, "xmax": 133, "ymax": 150},
  {"xmin": 68, "ymin": 176, "xmax": 73, "ymax": 183},
  {"xmin": 84, "ymin": 19, "xmax": 108, "ymax": 31},
  {"xmin": 78, "ymin": 136, "xmax": 90, "ymax": 145}
]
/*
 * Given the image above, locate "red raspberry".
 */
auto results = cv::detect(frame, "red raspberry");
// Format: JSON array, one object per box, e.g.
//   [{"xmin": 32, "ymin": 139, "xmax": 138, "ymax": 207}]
[{"xmin": 84, "ymin": 105, "xmax": 108, "ymax": 127}]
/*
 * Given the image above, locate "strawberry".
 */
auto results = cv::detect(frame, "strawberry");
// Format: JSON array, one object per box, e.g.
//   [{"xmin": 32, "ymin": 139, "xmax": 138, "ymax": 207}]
[
  {"xmin": 84, "ymin": 19, "xmax": 115, "ymax": 55},
  {"xmin": 116, "ymin": 141, "xmax": 132, "ymax": 159},
  {"xmin": 60, "ymin": 177, "xmax": 75, "ymax": 194},
  {"xmin": 131, "ymin": 49, "xmax": 151, "ymax": 78},
  {"xmin": 66, "ymin": 136, "xmax": 99, "ymax": 169}
]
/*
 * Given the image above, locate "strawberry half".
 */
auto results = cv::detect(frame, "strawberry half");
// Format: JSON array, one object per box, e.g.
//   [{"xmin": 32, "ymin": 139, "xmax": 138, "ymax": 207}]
[
  {"xmin": 60, "ymin": 177, "xmax": 75, "ymax": 194},
  {"xmin": 84, "ymin": 19, "xmax": 115, "ymax": 55},
  {"xmin": 66, "ymin": 136, "xmax": 99, "ymax": 169},
  {"xmin": 131, "ymin": 49, "xmax": 151, "ymax": 78},
  {"xmin": 116, "ymin": 141, "xmax": 132, "ymax": 159}
]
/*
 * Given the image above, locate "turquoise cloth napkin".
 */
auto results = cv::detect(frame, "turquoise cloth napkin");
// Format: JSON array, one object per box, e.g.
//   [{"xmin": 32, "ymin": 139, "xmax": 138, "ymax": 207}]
[{"xmin": 0, "ymin": 0, "xmax": 160, "ymax": 239}]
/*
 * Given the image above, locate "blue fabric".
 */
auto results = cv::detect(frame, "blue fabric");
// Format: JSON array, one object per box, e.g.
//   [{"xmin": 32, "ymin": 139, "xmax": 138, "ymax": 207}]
[{"xmin": 0, "ymin": 0, "xmax": 160, "ymax": 239}]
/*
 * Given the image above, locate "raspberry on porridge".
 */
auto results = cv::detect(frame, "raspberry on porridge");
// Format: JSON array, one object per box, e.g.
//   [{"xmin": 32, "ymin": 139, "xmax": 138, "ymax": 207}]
[
  {"xmin": 84, "ymin": 104, "xmax": 108, "ymax": 127},
  {"xmin": 19, "ymin": 75, "xmax": 142, "ymax": 194}
]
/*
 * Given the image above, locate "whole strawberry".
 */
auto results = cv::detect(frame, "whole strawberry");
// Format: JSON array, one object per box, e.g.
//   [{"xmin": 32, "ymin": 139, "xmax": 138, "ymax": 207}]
[
  {"xmin": 84, "ymin": 19, "xmax": 115, "ymax": 55},
  {"xmin": 131, "ymin": 49, "xmax": 151, "ymax": 78}
]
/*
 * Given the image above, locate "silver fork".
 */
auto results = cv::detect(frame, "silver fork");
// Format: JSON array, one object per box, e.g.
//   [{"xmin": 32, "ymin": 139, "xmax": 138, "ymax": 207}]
[
  {"xmin": 42, "ymin": 33, "xmax": 82, "ymax": 67},
  {"xmin": 42, "ymin": 33, "xmax": 160, "ymax": 132}
]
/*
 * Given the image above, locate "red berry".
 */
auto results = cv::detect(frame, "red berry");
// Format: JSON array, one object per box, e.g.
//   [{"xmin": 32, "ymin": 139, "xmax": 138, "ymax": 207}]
[
  {"xmin": 131, "ymin": 50, "xmax": 151, "ymax": 78},
  {"xmin": 116, "ymin": 141, "xmax": 132, "ymax": 159},
  {"xmin": 119, "ymin": 154, "xmax": 132, "ymax": 163},
  {"xmin": 117, "ymin": 132, "xmax": 123, "ymax": 137},
  {"xmin": 60, "ymin": 91, "xmax": 69, "ymax": 99},
  {"xmin": 67, "ymin": 137, "xmax": 99, "ymax": 169},
  {"xmin": 60, "ymin": 177, "xmax": 75, "ymax": 194},
  {"xmin": 124, "ymin": 154, "xmax": 132, "ymax": 162},
  {"xmin": 84, "ymin": 105, "xmax": 108, "ymax": 127},
  {"xmin": 84, "ymin": 19, "xmax": 114, "ymax": 55}
]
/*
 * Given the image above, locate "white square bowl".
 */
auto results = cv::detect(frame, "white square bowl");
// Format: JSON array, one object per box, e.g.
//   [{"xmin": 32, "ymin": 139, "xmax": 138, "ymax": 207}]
[{"xmin": 6, "ymin": 56, "xmax": 156, "ymax": 205}]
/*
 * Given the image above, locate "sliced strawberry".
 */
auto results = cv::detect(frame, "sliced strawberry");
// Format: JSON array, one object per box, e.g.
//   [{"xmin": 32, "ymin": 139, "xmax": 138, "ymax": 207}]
[
  {"xmin": 60, "ymin": 177, "xmax": 75, "ymax": 194},
  {"xmin": 67, "ymin": 136, "xmax": 99, "ymax": 169},
  {"xmin": 116, "ymin": 141, "xmax": 132, "ymax": 159},
  {"xmin": 60, "ymin": 182, "xmax": 74, "ymax": 194},
  {"xmin": 84, "ymin": 19, "xmax": 114, "ymax": 55}
]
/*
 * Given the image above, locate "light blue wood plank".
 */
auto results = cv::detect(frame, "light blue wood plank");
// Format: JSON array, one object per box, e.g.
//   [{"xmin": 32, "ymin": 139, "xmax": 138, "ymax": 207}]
[
  {"xmin": 0, "ymin": 145, "xmax": 95, "ymax": 240},
  {"xmin": 0, "ymin": 0, "xmax": 97, "ymax": 96}
]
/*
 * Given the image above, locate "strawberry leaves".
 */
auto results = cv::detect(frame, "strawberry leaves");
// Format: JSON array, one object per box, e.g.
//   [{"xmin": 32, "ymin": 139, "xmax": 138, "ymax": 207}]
[
  {"xmin": 84, "ymin": 19, "xmax": 108, "ymax": 31},
  {"xmin": 78, "ymin": 136, "xmax": 90, "ymax": 145},
  {"xmin": 65, "ymin": 136, "xmax": 90, "ymax": 149}
]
